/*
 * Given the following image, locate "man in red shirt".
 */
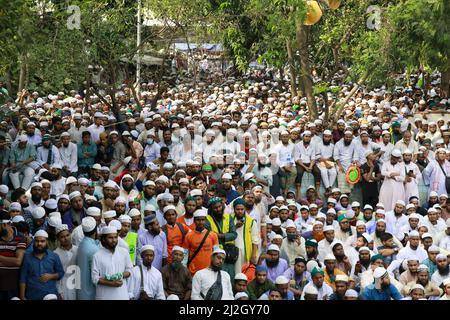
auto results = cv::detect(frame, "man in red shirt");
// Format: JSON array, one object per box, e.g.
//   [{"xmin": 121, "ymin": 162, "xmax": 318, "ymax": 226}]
[{"xmin": 161, "ymin": 205, "xmax": 190, "ymax": 264}]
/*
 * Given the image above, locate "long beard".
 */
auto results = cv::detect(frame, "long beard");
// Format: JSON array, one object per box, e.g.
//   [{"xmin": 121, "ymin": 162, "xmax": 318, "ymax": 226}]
[
  {"xmin": 438, "ymin": 265, "xmax": 450, "ymax": 276},
  {"xmin": 31, "ymin": 195, "xmax": 41, "ymax": 203},
  {"xmin": 344, "ymin": 140, "xmax": 351, "ymax": 146},
  {"xmin": 33, "ymin": 245, "xmax": 48, "ymax": 254},
  {"xmin": 123, "ymin": 184, "xmax": 133, "ymax": 192},
  {"xmin": 323, "ymin": 140, "xmax": 330, "ymax": 146},
  {"xmin": 266, "ymin": 259, "xmax": 279, "ymax": 268},
  {"xmin": 171, "ymin": 262, "xmax": 183, "ymax": 270},
  {"xmin": 375, "ymin": 230, "xmax": 384, "ymax": 238}
]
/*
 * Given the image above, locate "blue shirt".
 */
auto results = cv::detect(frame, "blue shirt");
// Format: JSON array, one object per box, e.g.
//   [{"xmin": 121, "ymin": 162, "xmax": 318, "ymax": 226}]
[
  {"xmin": 136, "ymin": 230, "xmax": 168, "ymax": 270},
  {"xmin": 362, "ymin": 283, "xmax": 403, "ymax": 300},
  {"xmin": 62, "ymin": 209, "xmax": 87, "ymax": 231},
  {"xmin": 226, "ymin": 189, "xmax": 240, "ymax": 204},
  {"xmin": 20, "ymin": 250, "xmax": 64, "ymax": 300},
  {"xmin": 76, "ymin": 237, "xmax": 100, "ymax": 300}
]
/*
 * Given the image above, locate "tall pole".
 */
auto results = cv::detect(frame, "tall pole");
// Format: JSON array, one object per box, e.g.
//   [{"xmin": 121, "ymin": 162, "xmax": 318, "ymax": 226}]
[{"xmin": 136, "ymin": 0, "xmax": 142, "ymax": 93}]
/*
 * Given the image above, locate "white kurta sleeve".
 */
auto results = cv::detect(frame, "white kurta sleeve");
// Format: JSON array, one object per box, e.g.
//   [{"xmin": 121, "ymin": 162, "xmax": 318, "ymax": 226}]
[
  {"xmin": 191, "ymin": 272, "xmax": 203, "ymax": 300},
  {"xmin": 127, "ymin": 267, "xmax": 139, "ymax": 300},
  {"xmin": 155, "ymin": 273, "xmax": 166, "ymax": 300},
  {"xmin": 91, "ymin": 253, "xmax": 101, "ymax": 285}
]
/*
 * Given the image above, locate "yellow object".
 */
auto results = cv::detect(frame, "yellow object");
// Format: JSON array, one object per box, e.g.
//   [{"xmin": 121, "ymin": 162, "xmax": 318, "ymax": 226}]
[
  {"xmin": 327, "ymin": 0, "xmax": 341, "ymax": 10},
  {"xmin": 207, "ymin": 213, "xmax": 235, "ymax": 248},
  {"xmin": 304, "ymin": 1, "xmax": 323, "ymax": 25}
]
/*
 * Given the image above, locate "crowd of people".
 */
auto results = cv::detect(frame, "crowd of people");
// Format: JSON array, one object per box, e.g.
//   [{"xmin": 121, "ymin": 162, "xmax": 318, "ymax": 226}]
[{"xmin": 0, "ymin": 71, "xmax": 449, "ymax": 301}]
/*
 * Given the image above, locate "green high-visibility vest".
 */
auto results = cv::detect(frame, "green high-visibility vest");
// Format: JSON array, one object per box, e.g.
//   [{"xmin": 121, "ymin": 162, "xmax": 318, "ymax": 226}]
[{"xmin": 125, "ymin": 232, "xmax": 138, "ymax": 265}]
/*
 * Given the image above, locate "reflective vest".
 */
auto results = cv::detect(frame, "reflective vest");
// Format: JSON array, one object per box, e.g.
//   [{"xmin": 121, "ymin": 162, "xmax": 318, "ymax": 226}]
[
  {"xmin": 206, "ymin": 213, "xmax": 234, "ymax": 248},
  {"xmin": 125, "ymin": 232, "xmax": 138, "ymax": 265}
]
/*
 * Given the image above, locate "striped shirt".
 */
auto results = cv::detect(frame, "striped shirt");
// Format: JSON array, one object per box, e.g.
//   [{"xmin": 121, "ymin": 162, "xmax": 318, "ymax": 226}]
[{"xmin": 0, "ymin": 227, "xmax": 27, "ymax": 290}]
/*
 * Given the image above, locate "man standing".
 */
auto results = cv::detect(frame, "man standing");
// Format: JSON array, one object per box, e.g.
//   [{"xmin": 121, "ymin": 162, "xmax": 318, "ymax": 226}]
[
  {"xmin": 361, "ymin": 267, "xmax": 403, "ymax": 300},
  {"xmin": 205, "ymin": 197, "xmax": 237, "ymax": 278},
  {"xmin": 118, "ymin": 214, "xmax": 138, "ymax": 265},
  {"xmin": 379, "ymin": 149, "xmax": 406, "ymax": 212},
  {"xmin": 137, "ymin": 214, "xmax": 168, "ymax": 270},
  {"xmin": 360, "ymin": 151, "xmax": 382, "ymax": 208},
  {"xmin": 161, "ymin": 205, "xmax": 190, "ymax": 264},
  {"xmin": 19, "ymin": 230, "xmax": 64, "ymax": 300},
  {"xmin": 109, "ymin": 131, "xmax": 127, "ymax": 179},
  {"xmin": 294, "ymin": 131, "xmax": 321, "ymax": 196},
  {"xmin": 402, "ymin": 149, "xmax": 421, "ymax": 203},
  {"xmin": 423, "ymin": 148, "xmax": 450, "ymax": 196},
  {"xmin": 333, "ymin": 131, "xmax": 360, "ymax": 195},
  {"xmin": 127, "ymin": 245, "xmax": 165, "ymax": 300},
  {"xmin": 191, "ymin": 248, "xmax": 234, "ymax": 300},
  {"xmin": 54, "ymin": 224, "xmax": 78, "ymax": 300},
  {"xmin": 59, "ymin": 132, "xmax": 78, "ymax": 177},
  {"xmin": 76, "ymin": 217, "xmax": 99, "ymax": 300},
  {"xmin": 183, "ymin": 209, "xmax": 219, "ymax": 275},
  {"xmin": 161, "ymin": 246, "xmax": 192, "ymax": 300},
  {"xmin": 77, "ymin": 131, "xmax": 97, "ymax": 176},
  {"xmin": 0, "ymin": 211, "xmax": 26, "ymax": 299},
  {"xmin": 87, "ymin": 112, "xmax": 105, "ymax": 143},
  {"xmin": 91, "ymin": 226, "xmax": 132, "ymax": 300},
  {"xmin": 9, "ymin": 134, "xmax": 36, "ymax": 191}
]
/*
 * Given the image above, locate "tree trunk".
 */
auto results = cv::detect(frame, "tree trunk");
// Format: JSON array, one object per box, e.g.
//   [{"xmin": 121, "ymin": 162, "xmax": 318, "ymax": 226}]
[
  {"xmin": 296, "ymin": 22, "xmax": 318, "ymax": 119},
  {"xmin": 322, "ymin": 92, "xmax": 329, "ymax": 122},
  {"xmin": 286, "ymin": 39, "xmax": 297, "ymax": 96},
  {"xmin": 441, "ymin": 65, "xmax": 450, "ymax": 98},
  {"xmin": 18, "ymin": 57, "xmax": 26, "ymax": 93},
  {"xmin": 332, "ymin": 71, "xmax": 369, "ymax": 124}
]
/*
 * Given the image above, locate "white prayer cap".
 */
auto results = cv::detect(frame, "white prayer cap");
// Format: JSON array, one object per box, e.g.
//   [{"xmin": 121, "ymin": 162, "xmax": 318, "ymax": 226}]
[
  {"xmin": 427, "ymin": 245, "xmax": 440, "ymax": 253},
  {"xmin": 58, "ymin": 194, "xmax": 70, "ymax": 202},
  {"xmin": 395, "ymin": 199, "xmax": 405, "ymax": 206},
  {"xmin": 421, "ymin": 232, "xmax": 432, "ymax": 239},
  {"xmin": 409, "ymin": 230, "xmax": 420, "ymax": 237},
  {"xmin": 101, "ymin": 226, "xmax": 117, "ymax": 235},
  {"xmin": 0, "ymin": 184, "xmax": 8, "ymax": 194},
  {"xmin": 167, "ymin": 294, "xmax": 180, "ymax": 300},
  {"xmin": 304, "ymin": 285, "xmax": 319, "ymax": 295},
  {"xmin": 178, "ymin": 178, "xmax": 189, "ymax": 185},
  {"xmin": 30, "ymin": 182, "xmax": 43, "ymax": 189},
  {"xmin": 34, "ymin": 230, "xmax": 48, "ymax": 239},
  {"xmin": 408, "ymin": 213, "xmax": 420, "ymax": 220},
  {"xmin": 172, "ymin": 245, "xmax": 184, "ymax": 254},
  {"xmin": 66, "ymin": 176, "xmax": 77, "ymax": 185},
  {"xmin": 275, "ymin": 196, "xmax": 285, "ymax": 202},
  {"xmin": 327, "ymin": 198, "xmax": 337, "ymax": 204},
  {"xmin": 279, "ymin": 205, "xmax": 289, "ymax": 211},
  {"xmin": 222, "ymin": 173, "xmax": 232, "ymax": 180},
  {"xmin": 69, "ymin": 191, "xmax": 82, "ymax": 201},
  {"xmin": 335, "ymin": 274, "xmax": 349, "ymax": 283},
  {"xmin": 142, "ymin": 204, "xmax": 155, "ymax": 213},
  {"xmin": 92, "ymin": 163, "xmax": 102, "ymax": 170},
  {"xmin": 86, "ymin": 207, "xmax": 101, "ymax": 217},
  {"xmin": 410, "ymin": 284, "xmax": 425, "ymax": 292},
  {"xmin": 85, "ymin": 195, "xmax": 97, "ymax": 202},
  {"xmin": 323, "ymin": 225, "xmax": 334, "ymax": 232},
  {"xmin": 358, "ymin": 246, "xmax": 370, "ymax": 253},
  {"xmin": 313, "ymin": 220, "xmax": 323, "ymax": 227},
  {"xmin": 373, "ymin": 267, "xmax": 388, "ymax": 279},
  {"xmin": 323, "ymin": 129, "xmax": 332, "ymax": 135},
  {"xmin": 141, "ymin": 244, "xmax": 155, "ymax": 253},
  {"xmin": 429, "ymin": 191, "xmax": 438, "ymax": 197},
  {"xmin": 376, "ymin": 218, "xmax": 386, "ymax": 224},
  {"xmin": 9, "ymin": 202, "xmax": 21, "ymax": 211},
  {"xmin": 324, "ymin": 253, "xmax": 336, "ymax": 261},
  {"xmin": 275, "ymin": 275, "xmax": 289, "ymax": 285},
  {"xmin": 114, "ymin": 196, "xmax": 126, "ymax": 204},
  {"xmin": 193, "ymin": 209, "xmax": 207, "ymax": 218},
  {"xmin": 439, "ymin": 194, "xmax": 449, "ymax": 198},
  {"xmin": 285, "ymin": 220, "xmax": 296, "ymax": 229},
  {"xmin": 48, "ymin": 212, "xmax": 61, "ymax": 220},
  {"xmin": 48, "ymin": 216, "xmax": 62, "ymax": 228},
  {"xmin": 375, "ymin": 209, "xmax": 385, "ymax": 215},
  {"xmin": 212, "ymin": 247, "xmax": 226, "ymax": 256},
  {"xmin": 32, "ymin": 207, "xmax": 46, "ymax": 219},
  {"xmin": 376, "ymin": 202, "xmax": 385, "ymax": 208},
  {"xmin": 344, "ymin": 289, "xmax": 358, "ymax": 298},
  {"xmin": 163, "ymin": 205, "xmax": 177, "ymax": 214},
  {"xmin": 235, "ymin": 273, "xmax": 248, "ymax": 282},
  {"xmin": 190, "ymin": 189, "xmax": 203, "ymax": 197},
  {"xmin": 427, "ymin": 207, "xmax": 437, "ymax": 214},
  {"xmin": 436, "ymin": 253, "xmax": 447, "ymax": 261},
  {"xmin": 55, "ymin": 224, "xmax": 69, "ymax": 235},
  {"xmin": 443, "ymin": 278, "xmax": 450, "ymax": 287},
  {"xmin": 267, "ymin": 244, "xmax": 280, "ymax": 252},
  {"xmin": 402, "ymin": 149, "xmax": 413, "ymax": 155},
  {"xmin": 82, "ymin": 217, "xmax": 96, "ymax": 233},
  {"xmin": 103, "ymin": 210, "xmax": 116, "ymax": 219},
  {"xmin": 108, "ymin": 219, "xmax": 122, "ymax": 231},
  {"xmin": 351, "ymin": 201, "xmax": 360, "ymax": 207},
  {"xmin": 345, "ymin": 210, "xmax": 355, "ymax": 219},
  {"xmin": 326, "ymin": 208, "xmax": 336, "ymax": 215},
  {"xmin": 43, "ymin": 294, "xmax": 58, "ymax": 300},
  {"xmin": 78, "ymin": 177, "xmax": 90, "ymax": 185},
  {"xmin": 356, "ymin": 220, "xmax": 366, "ymax": 227},
  {"xmin": 271, "ymin": 218, "xmax": 281, "ymax": 227},
  {"xmin": 11, "ymin": 216, "xmax": 25, "ymax": 223},
  {"xmin": 44, "ymin": 199, "xmax": 57, "ymax": 210},
  {"xmin": 234, "ymin": 292, "xmax": 248, "ymax": 300},
  {"xmin": 272, "ymin": 234, "xmax": 283, "ymax": 240},
  {"xmin": 361, "ymin": 232, "xmax": 372, "ymax": 243},
  {"xmin": 391, "ymin": 149, "xmax": 402, "ymax": 158},
  {"xmin": 118, "ymin": 214, "xmax": 132, "ymax": 224},
  {"xmin": 405, "ymin": 204, "xmax": 415, "ymax": 210},
  {"xmin": 143, "ymin": 180, "xmax": 156, "ymax": 187},
  {"xmin": 104, "ymin": 181, "xmax": 117, "ymax": 189},
  {"xmin": 309, "ymin": 203, "xmax": 318, "ymax": 209},
  {"xmin": 344, "ymin": 130, "xmax": 353, "ymax": 135},
  {"xmin": 155, "ymin": 175, "xmax": 169, "ymax": 184}
]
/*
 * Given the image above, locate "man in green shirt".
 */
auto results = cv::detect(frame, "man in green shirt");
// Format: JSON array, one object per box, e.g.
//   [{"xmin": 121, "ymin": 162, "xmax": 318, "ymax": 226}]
[
  {"xmin": 9, "ymin": 134, "xmax": 36, "ymax": 191},
  {"xmin": 247, "ymin": 265, "xmax": 276, "ymax": 300},
  {"xmin": 77, "ymin": 131, "xmax": 97, "ymax": 175}
]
